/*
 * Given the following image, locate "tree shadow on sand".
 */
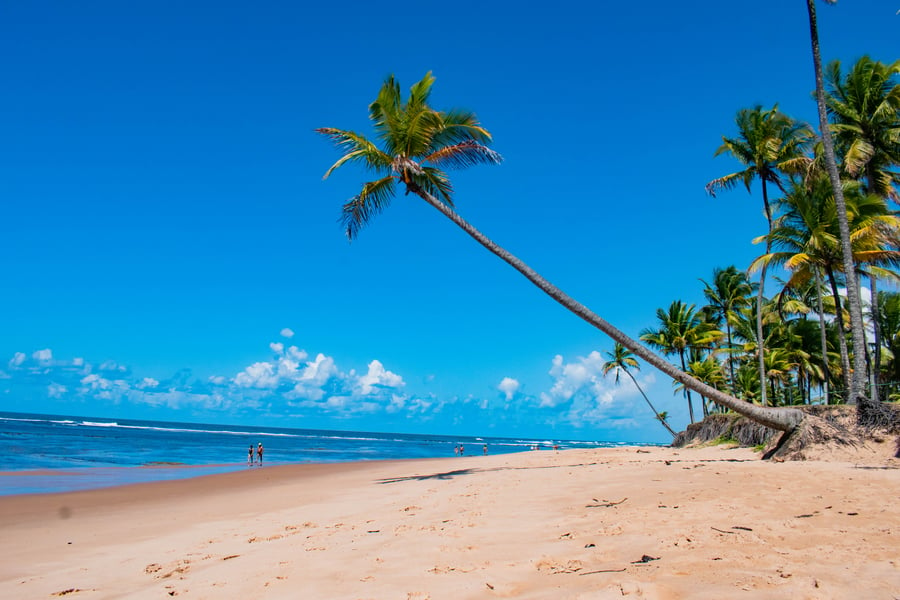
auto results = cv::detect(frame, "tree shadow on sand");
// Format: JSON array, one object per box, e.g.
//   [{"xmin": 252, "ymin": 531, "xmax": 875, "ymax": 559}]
[{"xmin": 375, "ymin": 457, "xmax": 759, "ymax": 484}]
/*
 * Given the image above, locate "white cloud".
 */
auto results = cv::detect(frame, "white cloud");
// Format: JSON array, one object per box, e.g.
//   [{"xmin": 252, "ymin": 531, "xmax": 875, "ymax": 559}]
[
  {"xmin": 33, "ymin": 349, "xmax": 53, "ymax": 362},
  {"xmin": 540, "ymin": 352, "xmax": 607, "ymax": 407},
  {"xmin": 286, "ymin": 353, "xmax": 338, "ymax": 401},
  {"xmin": 355, "ymin": 360, "xmax": 405, "ymax": 396},
  {"xmin": 269, "ymin": 342, "xmax": 284, "ymax": 355},
  {"xmin": 498, "ymin": 377, "xmax": 520, "ymax": 400},
  {"xmin": 280, "ymin": 328, "xmax": 295, "ymax": 339},
  {"xmin": 98, "ymin": 360, "xmax": 126, "ymax": 372},
  {"xmin": 286, "ymin": 346, "xmax": 307, "ymax": 361},
  {"xmin": 9, "ymin": 352, "xmax": 26, "ymax": 369},
  {"xmin": 47, "ymin": 383, "xmax": 67, "ymax": 398},
  {"xmin": 234, "ymin": 362, "xmax": 279, "ymax": 389},
  {"xmin": 78, "ymin": 373, "xmax": 129, "ymax": 401},
  {"xmin": 136, "ymin": 377, "xmax": 159, "ymax": 389}
]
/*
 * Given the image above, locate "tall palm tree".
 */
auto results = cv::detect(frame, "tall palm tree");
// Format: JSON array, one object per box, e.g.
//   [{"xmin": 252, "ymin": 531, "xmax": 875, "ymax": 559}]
[
  {"xmin": 640, "ymin": 301, "xmax": 723, "ymax": 423},
  {"xmin": 707, "ymin": 106, "xmax": 812, "ymax": 406},
  {"xmin": 752, "ymin": 177, "xmax": 900, "ymax": 399},
  {"xmin": 805, "ymin": 0, "xmax": 869, "ymax": 409},
  {"xmin": 825, "ymin": 56, "xmax": 900, "ymax": 201},
  {"xmin": 318, "ymin": 72, "xmax": 806, "ymax": 433},
  {"xmin": 602, "ymin": 342, "xmax": 677, "ymax": 438},
  {"xmin": 701, "ymin": 266, "xmax": 753, "ymax": 394}
]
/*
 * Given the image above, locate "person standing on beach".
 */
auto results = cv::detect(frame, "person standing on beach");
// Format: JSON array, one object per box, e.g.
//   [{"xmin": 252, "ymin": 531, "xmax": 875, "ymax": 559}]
[
  {"xmin": 483, "ymin": 444, "xmax": 488, "ymax": 455},
  {"xmin": 257, "ymin": 442, "xmax": 264, "ymax": 466},
  {"xmin": 248, "ymin": 445, "xmax": 254, "ymax": 466}
]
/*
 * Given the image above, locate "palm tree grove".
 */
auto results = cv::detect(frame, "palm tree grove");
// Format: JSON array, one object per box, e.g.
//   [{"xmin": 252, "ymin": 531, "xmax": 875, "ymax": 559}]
[{"xmin": 318, "ymin": 6, "xmax": 899, "ymax": 459}]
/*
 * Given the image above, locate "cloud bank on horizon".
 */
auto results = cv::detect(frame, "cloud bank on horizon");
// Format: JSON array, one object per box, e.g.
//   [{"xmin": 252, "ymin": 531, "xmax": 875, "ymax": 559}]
[{"xmin": 0, "ymin": 329, "xmax": 671, "ymax": 441}]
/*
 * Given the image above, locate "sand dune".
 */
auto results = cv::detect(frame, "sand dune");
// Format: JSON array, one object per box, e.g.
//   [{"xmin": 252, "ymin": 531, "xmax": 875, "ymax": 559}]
[{"xmin": 1, "ymin": 445, "xmax": 898, "ymax": 599}]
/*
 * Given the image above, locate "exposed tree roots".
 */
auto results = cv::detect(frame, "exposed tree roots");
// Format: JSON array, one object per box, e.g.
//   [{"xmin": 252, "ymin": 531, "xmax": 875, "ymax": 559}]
[
  {"xmin": 856, "ymin": 398, "xmax": 900, "ymax": 432},
  {"xmin": 763, "ymin": 414, "xmax": 861, "ymax": 461},
  {"xmin": 674, "ymin": 404, "xmax": 900, "ymax": 462}
]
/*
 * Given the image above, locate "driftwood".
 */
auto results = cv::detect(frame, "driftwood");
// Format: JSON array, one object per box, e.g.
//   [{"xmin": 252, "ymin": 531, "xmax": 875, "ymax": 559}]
[{"xmin": 585, "ymin": 497, "xmax": 627, "ymax": 508}]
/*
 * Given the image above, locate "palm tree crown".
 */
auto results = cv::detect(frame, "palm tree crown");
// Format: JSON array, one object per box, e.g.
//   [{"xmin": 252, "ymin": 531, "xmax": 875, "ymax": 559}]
[
  {"xmin": 316, "ymin": 72, "xmax": 502, "ymax": 239},
  {"xmin": 825, "ymin": 56, "xmax": 900, "ymax": 200}
]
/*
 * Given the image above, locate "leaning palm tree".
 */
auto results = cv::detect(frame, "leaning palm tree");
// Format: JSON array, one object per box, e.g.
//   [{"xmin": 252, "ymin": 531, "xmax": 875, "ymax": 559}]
[
  {"xmin": 602, "ymin": 342, "xmax": 677, "ymax": 438},
  {"xmin": 318, "ymin": 72, "xmax": 807, "ymax": 436},
  {"xmin": 706, "ymin": 105, "xmax": 812, "ymax": 406},
  {"xmin": 805, "ymin": 0, "xmax": 870, "ymax": 413}
]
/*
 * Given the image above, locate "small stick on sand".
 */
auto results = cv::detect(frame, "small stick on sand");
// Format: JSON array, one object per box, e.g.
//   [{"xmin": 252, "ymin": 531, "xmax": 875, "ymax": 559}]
[{"xmin": 586, "ymin": 497, "xmax": 628, "ymax": 508}]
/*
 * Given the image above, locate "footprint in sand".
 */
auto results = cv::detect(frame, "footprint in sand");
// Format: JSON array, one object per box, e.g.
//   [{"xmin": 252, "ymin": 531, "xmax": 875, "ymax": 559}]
[{"xmin": 534, "ymin": 558, "xmax": 584, "ymax": 574}]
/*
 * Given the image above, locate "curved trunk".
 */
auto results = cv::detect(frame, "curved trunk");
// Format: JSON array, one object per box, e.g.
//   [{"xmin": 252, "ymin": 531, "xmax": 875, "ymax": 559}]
[
  {"xmin": 757, "ymin": 181, "xmax": 773, "ymax": 406},
  {"xmin": 623, "ymin": 369, "xmax": 677, "ymax": 438},
  {"xmin": 825, "ymin": 266, "xmax": 853, "ymax": 399},
  {"xmin": 814, "ymin": 268, "xmax": 831, "ymax": 404},
  {"xmin": 410, "ymin": 183, "xmax": 805, "ymax": 433},
  {"xmin": 806, "ymin": 0, "xmax": 869, "ymax": 405}
]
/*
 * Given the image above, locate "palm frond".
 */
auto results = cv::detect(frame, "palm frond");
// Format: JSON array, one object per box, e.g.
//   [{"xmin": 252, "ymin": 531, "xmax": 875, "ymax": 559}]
[
  {"xmin": 411, "ymin": 167, "xmax": 454, "ymax": 205},
  {"xmin": 424, "ymin": 140, "xmax": 503, "ymax": 170},
  {"xmin": 340, "ymin": 176, "xmax": 397, "ymax": 240},
  {"xmin": 315, "ymin": 128, "xmax": 392, "ymax": 178},
  {"xmin": 705, "ymin": 171, "xmax": 744, "ymax": 197}
]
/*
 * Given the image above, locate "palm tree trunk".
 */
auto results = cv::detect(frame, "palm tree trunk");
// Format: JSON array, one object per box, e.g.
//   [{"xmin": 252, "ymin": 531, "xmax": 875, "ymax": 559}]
[
  {"xmin": 869, "ymin": 274, "xmax": 881, "ymax": 402},
  {"xmin": 410, "ymin": 183, "xmax": 806, "ymax": 433},
  {"xmin": 825, "ymin": 267, "xmax": 853, "ymax": 398},
  {"xmin": 726, "ymin": 322, "xmax": 737, "ymax": 397},
  {"xmin": 806, "ymin": 0, "xmax": 868, "ymax": 406},
  {"xmin": 623, "ymin": 369, "xmax": 677, "ymax": 437},
  {"xmin": 756, "ymin": 182, "xmax": 773, "ymax": 406},
  {"xmin": 679, "ymin": 351, "xmax": 696, "ymax": 423},
  {"xmin": 814, "ymin": 268, "xmax": 831, "ymax": 404}
]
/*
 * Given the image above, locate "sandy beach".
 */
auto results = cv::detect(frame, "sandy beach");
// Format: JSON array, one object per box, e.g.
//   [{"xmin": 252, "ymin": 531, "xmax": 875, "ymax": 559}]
[{"xmin": 1, "ymin": 445, "xmax": 898, "ymax": 599}]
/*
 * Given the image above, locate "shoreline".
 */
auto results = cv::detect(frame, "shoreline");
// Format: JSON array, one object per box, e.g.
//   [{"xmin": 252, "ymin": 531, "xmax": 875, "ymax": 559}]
[{"xmin": 1, "ymin": 446, "xmax": 898, "ymax": 598}]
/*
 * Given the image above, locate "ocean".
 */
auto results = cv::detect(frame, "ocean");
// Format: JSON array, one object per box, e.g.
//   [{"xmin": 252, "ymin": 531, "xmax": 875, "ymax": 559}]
[{"xmin": 0, "ymin": 412, "xmax": 642, "ymax": 496}]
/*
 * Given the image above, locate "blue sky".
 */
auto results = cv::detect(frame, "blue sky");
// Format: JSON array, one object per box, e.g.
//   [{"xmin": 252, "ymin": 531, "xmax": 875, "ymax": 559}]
[{"xmin": 1, "ymin": 1, "xmax": 897, "ymax": 443}]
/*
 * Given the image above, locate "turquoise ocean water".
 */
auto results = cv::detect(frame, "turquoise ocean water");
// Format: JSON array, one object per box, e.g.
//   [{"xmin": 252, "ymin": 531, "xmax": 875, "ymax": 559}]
[{"xmin": 0, "ymin": 411, "xmax": 644, "ymax": 496}]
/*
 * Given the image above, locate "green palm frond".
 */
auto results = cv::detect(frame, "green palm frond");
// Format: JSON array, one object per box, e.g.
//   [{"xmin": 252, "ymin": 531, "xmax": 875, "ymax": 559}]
[
  {"xmin": 705, "ymin": 171, "xmax": 744, "ymax": 197},
  {"xmin": 413, "ymin": 167, "xmax": 454, "ymax": 205},
  {"xmin": 316, "ymin": 128, "xmax": 392, "ymax": 179},
  {"xmin": 340, "ymin": 176, "xmax": 397, "ymax": 240}
]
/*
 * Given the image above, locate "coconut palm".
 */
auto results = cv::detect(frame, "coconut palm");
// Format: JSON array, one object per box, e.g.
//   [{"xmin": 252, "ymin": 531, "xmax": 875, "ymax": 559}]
[
  {"xmin": 805, "ymin": 0, "xmax": 869, "ymax": 410},
  {"xmin": 701, "ymin": 266, "xmax": 753, "ymax": 394},
  {"xmin": 602, "ymin": 342, "xmax": 677, "ymax": 438},
  {"xmin": 707, "ymin": 105, "xmax": 812, "ymax": 406},
  {"xmin": 752, "ymin": 176, "xmax": 900, "ymax": 399},
  {"xmin": 680, "ymin": 357, "xmax": 727, "ymax": 414},
  {"xmin": 640, "ymin": 301, "xmax": 723, "ymax": 423},
  {"xmin": 318, "ymin": 72, "xmax": 807, "ymax": 434},
  {"xmin": 825, "ymin": 56, "xmax": 900, "ymax": 201}
]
